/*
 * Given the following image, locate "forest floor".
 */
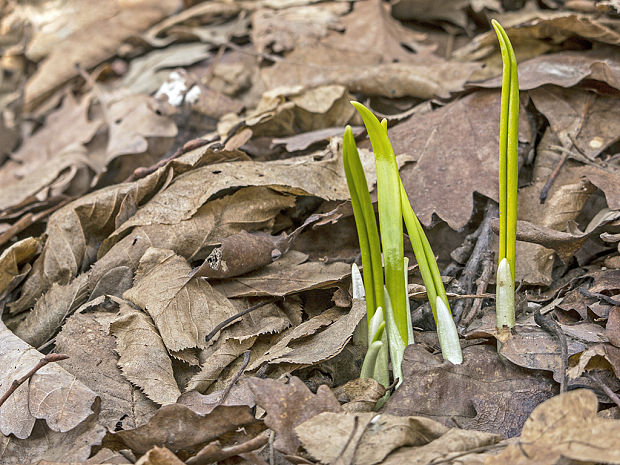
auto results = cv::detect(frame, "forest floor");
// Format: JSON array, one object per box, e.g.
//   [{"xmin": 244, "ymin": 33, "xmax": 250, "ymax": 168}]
[{"xmin": 0, "ymin": 0, "xmax": 619, "ymax": 463}]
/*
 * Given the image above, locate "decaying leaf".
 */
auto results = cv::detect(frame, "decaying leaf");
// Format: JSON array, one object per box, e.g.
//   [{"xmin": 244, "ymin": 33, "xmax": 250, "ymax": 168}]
[
  {"xmin": 395, "ymin": 90, "xmax": 531, "ymax": 228},
  {"xmin": 105, "ymin": 404, "xmax": 255, "ymax": 455},
  {"xmin": 486, "ymin": 389, "xmax": 620, "ymax": 464},
  {"xmin": 109, "ymin": 303, "xmax": 181, "ymax": 405},
  {"xmin": 215, "ymin": 250, "xmax": 351, "ymax": 298},
  {"xmin": 24, "ymin": 0, "xmax": 182, "ymax": 109},
  {"xmin": 248, "ymin": 376, "xmax": 342, "ymax": 454},
  {"xmin": 55, "ymin": 311, "xmax": 158, "ymax": 430},
  {"xmin": 384, "ymin": 344, "xmax": 557, "ymax": 438},
  {"xmin": 123, "ymin": 247, "xmax": 237, "ymax": 353}
]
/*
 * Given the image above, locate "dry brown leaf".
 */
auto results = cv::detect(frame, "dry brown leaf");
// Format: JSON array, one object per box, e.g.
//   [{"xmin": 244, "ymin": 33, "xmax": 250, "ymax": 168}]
[
  {"xmin": 391, "ymin": 0, "xmax": 471, "ymax": 27},
  {"xmin": 13, "ymin": 274, "xmax": 89, "ymax": 348},
  {"xmin": 0, "ymin": 412, "xmax": 105, "ymax": 464},
  {"xmin": 55, "ymin": 312, "xmax": 158, "ymax": 430},
  {"xmin": 106, "ymin": 150, "xmax": 354, "ymax": 243},
  {"xmin": 248, "ymin": 306, "xmax": 343, "ymax": 371},
  {"xmin": 0, "ymin": 237, "xmax": 41, "ymax": 297},
  {"xmin": 606, "ymin": 307, "xmax": 620, "ymax": 347},
  {"xmin": 266, "ymin": 299, "xmax": 365, "ymax": 366},
  {"xmin": 123, "ymin": 247, "xmax": 237, "ymax": 353},
  {"xmin": 568, "ymin": 343, "xmax": 620, "ymax": 379},
  {"xmin": 248, "ymin": 376, "xmax": 342, "ymax": 455},
  {"xmin": 186, "ymin": 337, "xmax": 256, "ymax": 393},
  {"xmin": 251, "ymin": 3, "xmax": 348, "ymax": 54},
  {"xmin": 476, "ymin": 48, "xmax": 620, "ymax": 92},
  {"xmin": 24, "ymin": 0, "xmax": 182, "ymax": 109},
  {"xmin": 530, "ymin": 86, "xmax": 620, "ymax": 159},
  {"xmin": 578, "ymin": 165, "xmax": 620, "ymax": 211},
  {"xmin": 105, "ymin": 404, "xmax": 255, "ymax": 455},
  {"xmin": 384, "ymin": 344, "xmax": 557, "ymax": 438},
  {"xmin": 177, "ymin": 378, "xmax": 255, "ymax": 415},
  {"xmin": 395, "ymin": 90, "xmax": 531, "ymax": 228},
  {"xmin": 103, "ymin": 94, "xmax": 178, "ymax": 171},
  {"xmin": 486, "ymin": 389, "xmax": 620, "ymax": 464},
  {"xmin": 0, "ymin": 321, "xmax": 98, "ymax": 439},
  {"xmin": 334, "ymin": 377, "xmax": 386, "ymax": 413},
  {"xmin": 296, "ymin": 411, "xmax": 501, "ymax": 465},
  {"xmin": 134, "ymin": 446, "xmax": 185, "ymax": 465},
  {"xmin": 109, "ymin": 303, "xmax": 181, "ymax": 405},
  {"xmin": 8, "ymin": 162, "xmax": 170, "ymax": 314},
  {"xmin": 215, "ymin": 250, "xmax": 351, "ymax": 298},
  {"xmin": 121, "ymin": 43, "xmax": 211, "ymax": 96}
]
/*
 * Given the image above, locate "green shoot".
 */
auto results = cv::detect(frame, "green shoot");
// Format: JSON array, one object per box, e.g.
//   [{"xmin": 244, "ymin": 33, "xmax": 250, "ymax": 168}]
[
  {"xmin": 351, "ymin": 103, "xmax": 408, "ymax": 345},
  {"xmin": 345, "ymin": 102, "xmax": 463, "ymax": 389},
  {"xmin": 492, "ymin": 20, "xmax": 519, "ymax": 330}
]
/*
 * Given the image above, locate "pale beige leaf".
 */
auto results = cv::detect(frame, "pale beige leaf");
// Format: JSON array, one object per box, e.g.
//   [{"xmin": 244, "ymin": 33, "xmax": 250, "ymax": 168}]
[
  {"xmin": 0, "ymin": 321, "xmax": 98, "ymax": 439},
  {"xmin": 123, "ymin": 248, "xmax": 238, "ymax": 353},
  {"xmin": 110, "ymin": 303, "xmax": 181, "ymax": 405}
]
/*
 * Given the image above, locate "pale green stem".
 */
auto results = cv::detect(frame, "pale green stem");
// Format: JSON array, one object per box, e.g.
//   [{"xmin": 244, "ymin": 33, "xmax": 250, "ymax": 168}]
[
  {"xmin": 361, "ymin": 341, "xmax": 384, "ymax": 379},
  {"xmin": 435, "ymin": 296, "xmax": 463, "ymax": 364},
  {"xmin": 352, "ymin": 102, "xmax": 408, "ymax": 345},
  {"xmin": 496, "ymin": 258, "xmax": 515, "ymax": 329}
]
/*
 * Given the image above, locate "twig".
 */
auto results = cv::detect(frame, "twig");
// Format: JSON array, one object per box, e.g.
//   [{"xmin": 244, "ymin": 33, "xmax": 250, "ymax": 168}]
[
  {"xmin": 534, "ymin": 308, "xmax": 568, "ymax": 393},
  {"xmin": 333, "ymin": 416, "xmax": 359, "ymax": 465},
  {"xmin": 585, "ymin": 373, "xmax": 620, "ymax": 409},
  {"xmin": 578, "ymin": 287, "xmax": 620, "ymax": 306},
  {"xmin": 460, "ymin": 253, "xmax": 495, "ymax": 328},
  {"xmin": 453, "ymin": 202, "xmax": 498, "ymax": 324},
  {"xmin": 216, "ymin": 350, "xmax": 251, "ymax": 407},
  {"xmin": 205, "ymin": 297, "xmax": 282, "ymax": 342},
  {"xmin": 186, "ymin": 430, "xmax": 270, "ymax": 465},
  {"xmin": 0, "ymin": 353, "xmax": 69, "ymax": 408}
]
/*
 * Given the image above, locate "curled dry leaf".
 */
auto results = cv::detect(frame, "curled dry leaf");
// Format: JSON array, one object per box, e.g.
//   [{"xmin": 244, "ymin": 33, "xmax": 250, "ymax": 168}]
[
  {"xmin": 0, "ymin": 237, "xmax": 41, "ymax": 297},
  {"xmin": 193, "ymin": 230, "xmax": 281, "ymax": 279},
  {"xmin": 384, "ymin": 344, "xmax": 557, "ymax": 438},
  {"xmin": 248, "ymin": 376, "xmax": 342, "ymax": 455},
  {"xmin": 215, "ymin": 250, "xmax": 351, "ymax": 298},
  {"xmin": 105, "ymin": 404, "xmax": 255, "ymax": 455},
  {"xmin": 486, "ymin": 389, "xmax": 620, "ymax": 465},
  {"xmin": 567, "ymin": 343, "xmax": 620, "ymax": 380},
  {"xmin": 109, "ymin": 303, "xmax": 181, "ymax": 406},
  {"xmin": 0, "ymin": 321, "xmax": 98, "ymax": 439}
]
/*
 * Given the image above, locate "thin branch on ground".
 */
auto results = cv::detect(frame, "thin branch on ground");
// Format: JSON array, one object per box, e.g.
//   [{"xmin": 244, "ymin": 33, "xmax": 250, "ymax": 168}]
[
  {"xmin": 453, "ymin": 202, "xmax": 498, "ymax": 324},
  {"xmin": 205, "ymin": 297, "xmax": 282, "ymax": 342},
  {"xmin": 0, "ymin": 353, "xmax": 69, "ymax": 408},
  {"xmin": 460, "ymin": 252, "xmax": 495, "ymax": 328},
  {"xmin": 534, "ymin": 308, "xmax": 568, "ymax": 393},
  {"xmin": 216, "ymin": 350, "xmax": 252, "ymax": 407}
]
